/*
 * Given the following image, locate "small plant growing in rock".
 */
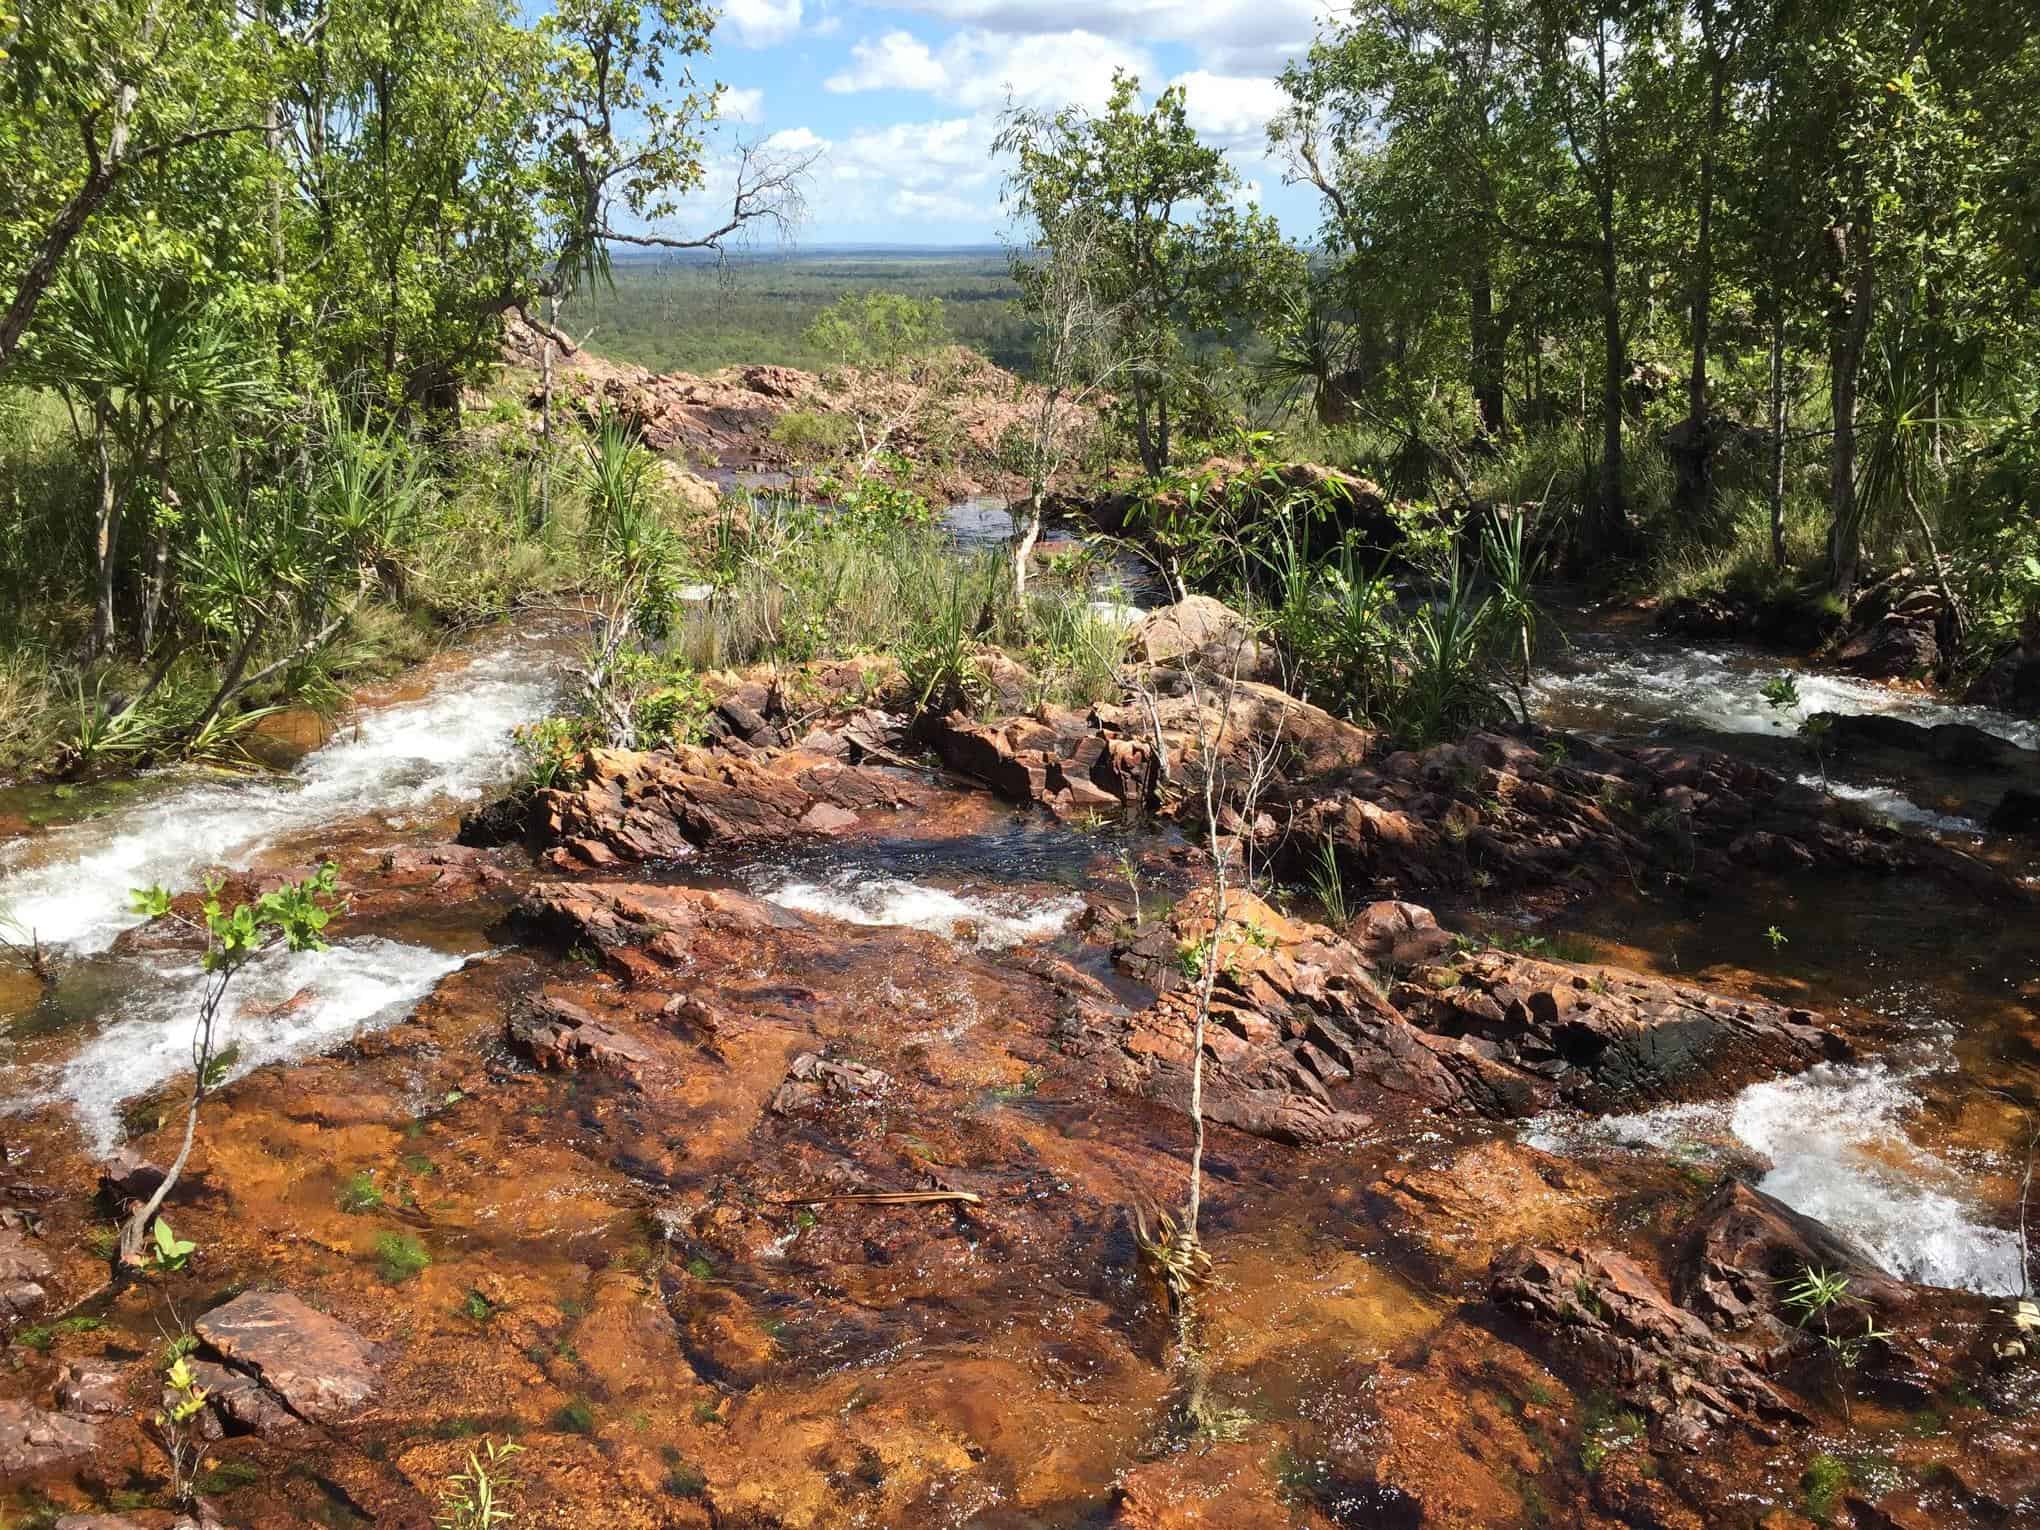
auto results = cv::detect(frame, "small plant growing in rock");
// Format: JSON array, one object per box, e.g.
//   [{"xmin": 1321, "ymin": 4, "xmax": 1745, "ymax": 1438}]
[
  {"xmin": 1764, "ymin": 924, "xmax": 1789, "ymax": 952},
  {"xmin": 1307, "ymin": 834, "xmax": 1348, "ymax": 927},
  {"xmin": 156, "ymin": 1347, "xmax": 211, "ymax": 1504},
  {"xmin": 436, "ymin": 1436, "xmax": 523, "ymax": 1529},
  {"xmin": 119, "ymin": 863, "xmax": 340, "ymax": 1264},
  {"xmin": 338, "ymin": 1170, "xmax": 384, "ymax": 1214},
  {"xmin": 1800, "ymin": 1451, "xmax": 1849, "ymax": 1523},
  {"xmin": 553, "ymin": 1396, "xmax": 597, "ymax": 1434},
  {"xmin": 1783, "ymin": 1265, "xmax": 1887, "ymax": 1421},
  {"xmin": 146, "ymin": 1218, "xmax": 197, "ymax": 1274}
]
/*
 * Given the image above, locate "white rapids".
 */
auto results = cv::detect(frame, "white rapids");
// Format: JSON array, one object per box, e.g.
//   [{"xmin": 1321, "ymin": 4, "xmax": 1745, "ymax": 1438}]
[
  {"xmin": 760, "ymin": 868, "xmax": 1085, "ymax": 950},
  {"xmin": 48, "ymin": 938, "xmax": 470, "ymax": 1154},
  {"xmin": 1527, "ymin": 1059, "xmax": 2024, "ymax": 1295},
  {"xmin": 0, "ymin": 637, "xmax": 558, "ymax": 955},
  {"xmin": 1535, "ymin": 641, "xmax": 2040, "ymax": 750}
]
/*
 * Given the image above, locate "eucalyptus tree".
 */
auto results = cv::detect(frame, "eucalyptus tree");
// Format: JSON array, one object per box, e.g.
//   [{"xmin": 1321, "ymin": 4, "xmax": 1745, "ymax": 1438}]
[{"xmin": 999, "ymin": 72, "xmax": 1294, "ymax": 477}]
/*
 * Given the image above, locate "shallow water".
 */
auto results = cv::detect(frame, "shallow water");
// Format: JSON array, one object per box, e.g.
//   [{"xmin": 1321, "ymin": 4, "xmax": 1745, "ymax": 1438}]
[{"xmin": 1522, "ymin": 628, "xmax": 2038, "ymax": 1293}]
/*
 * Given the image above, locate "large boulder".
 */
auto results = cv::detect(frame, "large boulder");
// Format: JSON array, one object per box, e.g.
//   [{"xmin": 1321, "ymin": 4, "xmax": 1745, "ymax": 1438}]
[{"xmin": 193, "ymin": 1290, "xmax": 379, "ymax": 1426}]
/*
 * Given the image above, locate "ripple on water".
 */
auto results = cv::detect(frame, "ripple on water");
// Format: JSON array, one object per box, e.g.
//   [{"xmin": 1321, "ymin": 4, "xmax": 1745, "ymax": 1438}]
[
  {"xmin": 0, "ymin": 636, "xmax": 560, "ymax": 954},
  {"xmin": 1526, "ymin": 1059, "xmax": 2024, "ymax": 1295},
  {"xmin": 758, "ymin": 868, "xmax": 1086, "ymax": 950}
]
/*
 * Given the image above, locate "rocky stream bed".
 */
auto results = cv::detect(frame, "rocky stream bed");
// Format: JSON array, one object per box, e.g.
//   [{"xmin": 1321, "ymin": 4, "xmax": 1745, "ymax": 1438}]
[{"xmin": 2, "ymin": 566, "xmax": 2039, "ymax": 1528}]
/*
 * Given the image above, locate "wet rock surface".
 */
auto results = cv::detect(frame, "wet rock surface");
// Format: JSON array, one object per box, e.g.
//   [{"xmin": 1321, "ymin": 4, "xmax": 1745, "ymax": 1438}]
[
  {"xmin": 521, "ymin": 744, "xmax": 921, "ymax": 869},
  {"xmin": 193, "ymin": 1291, "xmax": 379, "ymax": 1425},
  {"xmin": 7, "ymin": 618, "xmax": 2040, "ymax": 1526},
  {"xmin": 1490, "ymin": 1244, "xmax": 1805, "ymax": 1448},
  {"xmin": 1064, "ymin": 888, "xmax": 1845, "ymax": 1144}
]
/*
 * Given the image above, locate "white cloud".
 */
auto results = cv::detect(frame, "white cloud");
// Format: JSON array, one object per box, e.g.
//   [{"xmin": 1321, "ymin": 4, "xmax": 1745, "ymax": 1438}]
[
  {"xmin": 719, "ymin": 86, "xmax": 766, "ymax": 123},
  {"xmin": 720, "ymin": 0, "xmax": 803, "ymax": 48},
  {"xmin": 1169, "ymin": 70, "xmax": 1288, "ymax": 152},
  {"xmin": 763, "ymin": 126, "xmax": 828, "ymax": 155},
  {"xmin": 823, "ymin": 28, "xmax": 1148, "ymax": 112},
  {"xmin": 825, "ymin": 31, "xmax": 947, "ymax": 93},
  {"xmin": 880, "ymin": 0, "xmax": 1335, "ymax": 73}
]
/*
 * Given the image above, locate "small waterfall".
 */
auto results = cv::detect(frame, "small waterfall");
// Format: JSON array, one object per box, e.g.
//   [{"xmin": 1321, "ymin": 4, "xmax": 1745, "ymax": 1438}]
[
  {"xmin": 1528, "ymin": 1060, "xmax": 2025, "ymax": 1295},
  {"xmin": 46, "ymin": 937, "xmax": 471, "ymax": 1154}
]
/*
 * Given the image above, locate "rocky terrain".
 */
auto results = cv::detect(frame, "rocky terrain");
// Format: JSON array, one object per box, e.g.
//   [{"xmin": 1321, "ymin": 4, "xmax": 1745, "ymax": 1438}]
[{"xmin": 1, "ymin": 605, "xmax": 2036, "ymax": 1528}]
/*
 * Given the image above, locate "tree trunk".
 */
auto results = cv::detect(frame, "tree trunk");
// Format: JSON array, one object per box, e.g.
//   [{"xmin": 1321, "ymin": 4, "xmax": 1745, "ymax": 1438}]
[
  {"xmin": 1470, "ymin": 269, "xmax": 1505, "ymax": 440},
  {"xmin": 1592, "ymin": 221, "xmax": 1628, "ymax": 554},
  {"xmin": 1768, "ymin": 307, "xmax": 1787, "ymax": 568},
  {"xmin": 1012, "ymin": 488, "xmax": 1044, "ymax": 604},
  {"xmin": 1826, "ymin": 215, "xmax": 1875, "ymax": 596},
  {"xmin": 90, "ymin": 412, "xmax": 122, "ymax": 657},
  {"xmin": 1676, "ymin": 40, "xmax": 1727, "ymax": 522}
]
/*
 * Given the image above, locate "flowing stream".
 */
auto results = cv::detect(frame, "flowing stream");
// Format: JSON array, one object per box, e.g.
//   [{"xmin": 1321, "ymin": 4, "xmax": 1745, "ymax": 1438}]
[
  {"xmin": 0, "ymin": 626, "xmax": 566, "ymax": 1148},
  {"xmin": 1526, "ymin": 625, "xmax": 2040, "ymax": 1295}
]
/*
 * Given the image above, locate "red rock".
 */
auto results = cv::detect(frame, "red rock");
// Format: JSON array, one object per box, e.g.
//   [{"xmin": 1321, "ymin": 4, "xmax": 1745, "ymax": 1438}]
[
  {"xmin": 193, "ymin": 1290, "xmax": 379, "ymax": 1425},
  {"xmin": 1490, "ymin": 1245, "xmax": 1805, "ymax": 1448}
]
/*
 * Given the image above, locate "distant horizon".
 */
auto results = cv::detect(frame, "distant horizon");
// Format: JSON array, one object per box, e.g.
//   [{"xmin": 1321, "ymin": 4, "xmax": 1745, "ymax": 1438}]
[{"xmin": 608, "ymin": 241, "xmax": 1013, "ymax": 260}]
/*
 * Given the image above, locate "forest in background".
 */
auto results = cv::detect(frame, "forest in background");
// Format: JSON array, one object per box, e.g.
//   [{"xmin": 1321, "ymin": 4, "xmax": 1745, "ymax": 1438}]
[{"xmin": 558, "ymin": 250, "xmax": 1029, "ymax": 374}]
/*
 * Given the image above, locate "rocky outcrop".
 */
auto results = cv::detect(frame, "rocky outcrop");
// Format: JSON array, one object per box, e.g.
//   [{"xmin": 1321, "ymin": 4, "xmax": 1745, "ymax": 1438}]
[
  {"xmin": 519, "ymin": 744, "xmax": 920, "ymax": 869},
  {"xmin": 0, "ymin": 1399, "xmax": 98, "ymax": 1478},
  {"xmin": 1062, "ymin": 889, "xmax": 1844, "ymax": 1145},
  {"xmin": 1671, "ymin": 1178, "xmax": 1907, "ymax": 1354},
  {"xmin": 1281, "ymin": 727, "xmax": 2026, "ymax": 903},
  {"xmin": 1489, "ymin": 1244, "xmax": 1804, "ymax": 1448},
  {"xmin": 1812, "ymin": 710, "xmax": 2030, "ymax": 772},
  {"xmin": 513, "ymin": 880, "xmax": 784, "ymax": 962},
  {"xmin": 507, "ymin": 991, "xmax": 659, "ymax": 1082},
  {"xmin": 193, "ymin": 1291, "xmax": 379, "ymax": 1427},
  {"xmin": 1392, "ymin": 950, "xmax": 1844, "ymax": 1113}
]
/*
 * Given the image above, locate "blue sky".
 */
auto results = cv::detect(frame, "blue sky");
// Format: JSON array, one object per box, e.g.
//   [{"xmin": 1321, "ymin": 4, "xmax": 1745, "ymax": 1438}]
[{"xmin": 674, "ymin": 0, "xmax": 1337, "ymax": 246}]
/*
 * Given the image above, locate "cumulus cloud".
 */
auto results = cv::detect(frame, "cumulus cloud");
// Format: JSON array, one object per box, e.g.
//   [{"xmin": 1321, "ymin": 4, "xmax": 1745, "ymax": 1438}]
[
  {"xmin": 720, "ymin": 0, "xmax": 803, "ymax": 48},
  {"xmin": 825, "ymin": 31, "xmax": 948, "ymax": 93},
  {"xmin": 880, "ymin": 0, "xmax": 1334, "ymax": 73},
  {"xmin": 1169, "ymin": 70, "xmax": 1289, "ymax": 152},
  {"xmin": 824, "ymin": 27, "xmax": 1148, "ymax": 112}
]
